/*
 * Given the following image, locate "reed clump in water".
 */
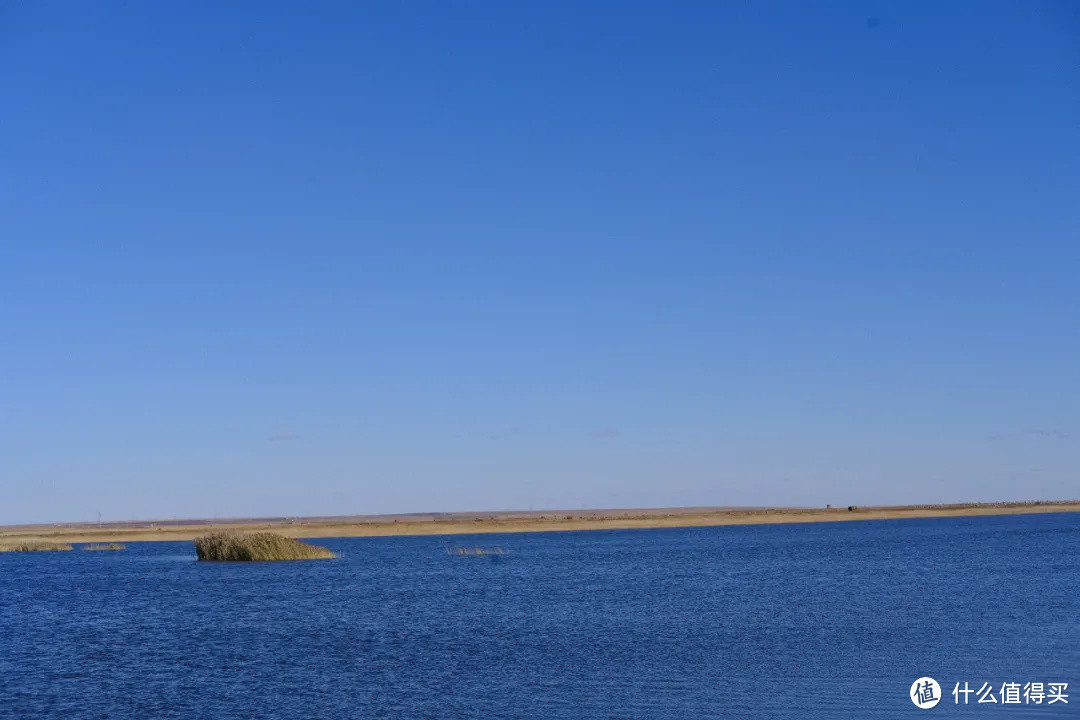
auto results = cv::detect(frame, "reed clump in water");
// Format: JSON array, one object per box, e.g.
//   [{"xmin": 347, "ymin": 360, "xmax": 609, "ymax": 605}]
[
  {"xmin": 446, "ymin": 545, "xmax": 508, "ymax": 556},
  {"xmin": 83, "ymin": 543, "xmax": 126, "ymax": 551},
  {"xmin": 0, "ymin": 541, "xmax": 74, "ymax": 552},
  {"xmin": 193, "ymin": 532, "xmax": 336, "ymax": 561}
]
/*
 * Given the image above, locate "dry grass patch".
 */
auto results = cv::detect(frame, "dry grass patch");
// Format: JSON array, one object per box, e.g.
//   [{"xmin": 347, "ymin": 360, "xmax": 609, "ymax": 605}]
[
  {"xmin": 193, "ymin": 532, "xmax": 336, "ymax": 561},
  {"xmin": 0, "ymin": 541, "xmax": 74, "ymax": 553},
  {"xmin": 83, "ymin": 543, "xmax": 126, "ymax": 551}
]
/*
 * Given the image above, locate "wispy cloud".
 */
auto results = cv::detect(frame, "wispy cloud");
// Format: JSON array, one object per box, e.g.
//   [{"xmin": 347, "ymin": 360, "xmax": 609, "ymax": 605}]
[
  {"xmin": 1025, "ymin": 428, "xmax": 1071, "ymax": 440},
  {"xmin": 986, "ymin": 427, "xmax": 1071, "ymax": 443},
  {"xmin": 591, "ymin": 427, "xmax": 621, "ymax": 439},
  {"xmin": 487, "ymin": 427, "xmax": 522, "ymax": 440},
  {"xmin": 268, "ymin": 432, "xmax": 301, "ymax": 442}
]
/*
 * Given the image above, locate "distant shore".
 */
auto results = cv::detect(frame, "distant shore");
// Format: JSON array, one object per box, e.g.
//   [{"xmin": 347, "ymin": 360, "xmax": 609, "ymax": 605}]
[{"xmin": 2, "ymin": 501, "xmax": 1078, "ymax": 544}]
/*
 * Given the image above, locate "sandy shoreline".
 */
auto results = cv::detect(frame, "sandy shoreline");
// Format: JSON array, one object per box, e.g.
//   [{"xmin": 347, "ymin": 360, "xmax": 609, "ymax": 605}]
[{"xmin": 2, "ymin": 502, "xmax": 1078, "ymax": 544}]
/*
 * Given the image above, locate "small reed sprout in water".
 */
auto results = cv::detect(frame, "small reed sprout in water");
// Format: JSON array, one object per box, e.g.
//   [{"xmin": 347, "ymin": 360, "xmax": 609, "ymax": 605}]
[
  {"xmin": 82, "ymin": 543, "xmax": 126, "ymax": 551},
  {"xmin": 0, "ymin": 541, "xmax": 74, "ymax": 552},
  {"xmin": 445, "ymin": 545, "xmax": 508, "ymax": 556},
  {"xmin": 193, "ymin": 532, "xmax": 336, "ymax": 561}
]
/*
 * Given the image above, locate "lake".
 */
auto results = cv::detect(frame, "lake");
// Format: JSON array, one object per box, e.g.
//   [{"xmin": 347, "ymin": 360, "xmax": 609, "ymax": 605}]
[{"xmin": 1, "ymin": 513, "xmax": 1077, "ymax": 718}]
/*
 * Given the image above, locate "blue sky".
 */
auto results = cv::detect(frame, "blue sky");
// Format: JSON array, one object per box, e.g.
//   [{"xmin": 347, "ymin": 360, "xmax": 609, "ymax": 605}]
[{"xmin": 2, "ymin": 1, "xmax": 1078, "ymax": 524}]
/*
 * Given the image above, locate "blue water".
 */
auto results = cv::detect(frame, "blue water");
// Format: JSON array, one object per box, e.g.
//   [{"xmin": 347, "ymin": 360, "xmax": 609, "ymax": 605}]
[{"xmin": 1, "ymin": 513, "xmax": 1077, "ymax": 719}]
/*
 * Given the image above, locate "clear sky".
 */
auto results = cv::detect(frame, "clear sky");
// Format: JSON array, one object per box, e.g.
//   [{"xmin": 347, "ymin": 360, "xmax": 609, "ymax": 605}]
[{"xmin": 2, "ymin": 1, "xmax": 1078, "ymax": 524}]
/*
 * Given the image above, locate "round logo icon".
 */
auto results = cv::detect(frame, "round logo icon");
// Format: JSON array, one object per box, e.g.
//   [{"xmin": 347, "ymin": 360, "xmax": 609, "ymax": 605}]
[{"xmin": 911, "ymin": 677, "xmax": 941, "ymax": 709}]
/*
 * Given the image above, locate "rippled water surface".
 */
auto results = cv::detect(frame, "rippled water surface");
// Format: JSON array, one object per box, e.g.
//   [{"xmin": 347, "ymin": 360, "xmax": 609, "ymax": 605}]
[{"xmin": 2, "ymin": 513, "xmax": 1078, "ymax": 719}]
